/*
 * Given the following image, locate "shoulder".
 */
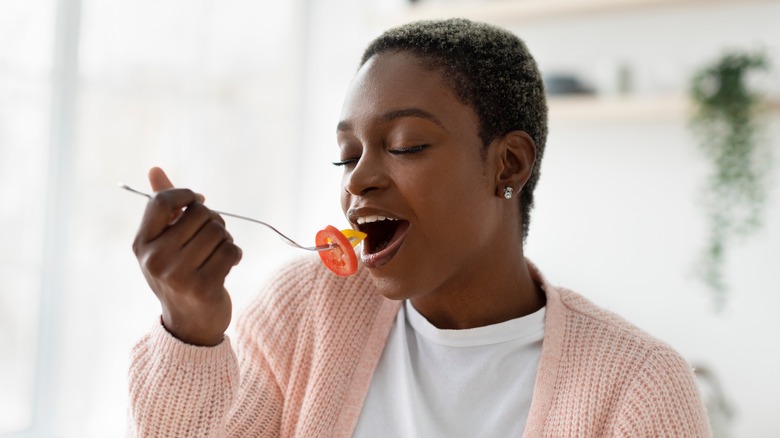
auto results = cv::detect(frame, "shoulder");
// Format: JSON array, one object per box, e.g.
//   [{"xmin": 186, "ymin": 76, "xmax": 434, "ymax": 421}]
[
  {"xmin": 554, "ymin": 287, "xmax": 678, "ymax": 358},
  {"xmin": 543, "ymin": 284, "xmax": 699, "ymax": 395},
  {"xmin": 559, "ymin": 289, "xmax": 698, "ymax": 400},
  {"xmin": 540, "ymin": 288, "xmax": 709, "ymax": 433},
  {"xmin": 555, "ymin": 291, "xmax": 710, "ymax": 433}
]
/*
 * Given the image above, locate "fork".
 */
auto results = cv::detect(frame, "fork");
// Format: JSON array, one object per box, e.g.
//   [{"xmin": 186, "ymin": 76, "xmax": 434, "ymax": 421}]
[{"xmin": 119, "ymin": 183, "xmax": 348, "ymax": 252}]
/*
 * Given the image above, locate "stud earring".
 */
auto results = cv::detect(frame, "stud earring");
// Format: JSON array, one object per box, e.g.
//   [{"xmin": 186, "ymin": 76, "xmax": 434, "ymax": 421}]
[{"xmin": 503, "ymin": 186, "xmax": 514, "ymax": 199}]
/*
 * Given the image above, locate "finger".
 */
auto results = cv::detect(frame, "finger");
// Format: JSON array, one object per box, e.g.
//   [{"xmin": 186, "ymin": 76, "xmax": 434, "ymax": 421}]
[
  {"xmin": 149, "ymin": 167, "xmax": 184, "ymax": 224},
  {"xmin": 200, "ymin": 211, "xmax": 236, "ymax": 266},
  {"xmin": 161, "ymin": 202, "xmax": 221, "ymax": 251},
  {"xmin": 136, "ymin": 188, "xmax": 201, "ymax": 243},
  {"xmin": 148, "ymin": 167, "xmax": 205, "ymax": 206},
  {"xmin": 179, "ymin": 218, "xmax": 234, "ymax": 270},
  {"xmin": 149, "ymin": 167, "xmax": 205, "ymax": 201},
  {"xmin": 149, "ymin": 167, "xmax": 174, "ymax": 192},
  {"xmin": 210, "ymin": 209, "xmax": 226, "ymax": 227},
  {"xmin": 200, "ymin": 239, "xmax": 243, "ymax": 282}
]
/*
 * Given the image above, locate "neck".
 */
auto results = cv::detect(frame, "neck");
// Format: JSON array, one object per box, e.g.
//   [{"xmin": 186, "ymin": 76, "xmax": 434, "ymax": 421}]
[{"xmin": 409, "ymin": 243, "xmax": 545, "ymax": 330}]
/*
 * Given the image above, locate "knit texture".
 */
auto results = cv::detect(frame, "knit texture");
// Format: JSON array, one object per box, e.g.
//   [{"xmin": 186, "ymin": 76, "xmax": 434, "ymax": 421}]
[{"xmin": 127, "ymin": 256, "xmax": 711, "ymax": 437}]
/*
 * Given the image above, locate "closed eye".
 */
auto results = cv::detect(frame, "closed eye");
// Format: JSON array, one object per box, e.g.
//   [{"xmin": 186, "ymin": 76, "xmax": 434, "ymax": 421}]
[
  {"xmin": 332, "ymin": 157, "xmax": 359, "ymax": 167},
  {"xmin": 333, "ymin": 145, "xmax": 428, "ymax": 166},
  {"xmin": 389, "ymin": 144, "xmax": 429, "ymax": 155}
]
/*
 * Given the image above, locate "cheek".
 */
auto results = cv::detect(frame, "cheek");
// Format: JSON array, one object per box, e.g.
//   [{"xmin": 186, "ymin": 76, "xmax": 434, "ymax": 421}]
[
  {"xmin": 404, "ymin": 159, "xmax": 491, "ymax": 231},
  {"xmin": 430, "ymin": 158, "xmax": 489, "ymax": 201}
]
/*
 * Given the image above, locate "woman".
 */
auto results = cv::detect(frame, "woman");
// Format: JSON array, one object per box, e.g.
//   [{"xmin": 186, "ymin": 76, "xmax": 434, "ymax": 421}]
[{"xmin": 128, "ymin": 19, "xmax": 710, "ymax": 437}]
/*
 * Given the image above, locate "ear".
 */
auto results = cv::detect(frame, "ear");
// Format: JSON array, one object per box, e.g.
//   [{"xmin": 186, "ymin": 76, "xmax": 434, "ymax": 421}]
[{"xmin": 491, "ymin": 130, "xmax": 537, "ymax": 199}]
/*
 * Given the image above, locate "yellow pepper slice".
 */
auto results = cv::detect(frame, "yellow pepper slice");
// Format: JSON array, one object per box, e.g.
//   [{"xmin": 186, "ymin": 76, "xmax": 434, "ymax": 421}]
[{"xmin": 340, "ymin": 229, "xmax": 367, "ymax": 248}]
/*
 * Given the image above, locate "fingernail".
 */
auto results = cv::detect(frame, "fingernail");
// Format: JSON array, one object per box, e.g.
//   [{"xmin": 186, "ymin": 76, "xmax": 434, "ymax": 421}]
[{"xmin": 196, "ymin": 193, "xmax": 206, "ymax": 203}]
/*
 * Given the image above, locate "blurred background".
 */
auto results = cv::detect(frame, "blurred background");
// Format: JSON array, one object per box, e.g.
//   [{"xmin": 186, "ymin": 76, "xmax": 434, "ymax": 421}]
[{"xmin": 1, "ymin": 0, "xmax": 778, "ymax": 436}]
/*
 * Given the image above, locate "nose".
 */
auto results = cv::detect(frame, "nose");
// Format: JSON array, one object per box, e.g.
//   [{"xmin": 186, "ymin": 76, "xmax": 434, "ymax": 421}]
[{"xmin": 344, "ymin": 150, "xmax": 388, "ymax": 196}]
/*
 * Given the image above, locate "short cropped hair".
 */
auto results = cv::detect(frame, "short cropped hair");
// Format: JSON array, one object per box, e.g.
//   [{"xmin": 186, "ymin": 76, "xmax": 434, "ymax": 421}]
[{"xmin": 360, "ymin": 18, "xmax": 548, "ymax": 240}]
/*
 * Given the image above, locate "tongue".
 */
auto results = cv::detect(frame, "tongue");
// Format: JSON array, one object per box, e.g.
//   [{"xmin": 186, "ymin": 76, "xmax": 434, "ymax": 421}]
[
  {"xmin": 374, "ymin": 237, "xmax": 392, "ymax": 253},
  {"xmin": 371, "ymin": 221, "xmax": 409, "ymax": 254}
]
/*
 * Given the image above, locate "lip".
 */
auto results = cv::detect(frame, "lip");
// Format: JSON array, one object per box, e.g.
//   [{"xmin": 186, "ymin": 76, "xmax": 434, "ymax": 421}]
[{"xmin": 360, "ymin": 220, "xmax": 410, "ymax": 269}]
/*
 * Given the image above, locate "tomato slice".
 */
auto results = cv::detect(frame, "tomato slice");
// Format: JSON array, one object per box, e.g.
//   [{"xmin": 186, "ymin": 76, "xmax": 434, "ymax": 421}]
[{"xmin": 316, "ymin": 225, "xmax": 359, "ymax": 276}]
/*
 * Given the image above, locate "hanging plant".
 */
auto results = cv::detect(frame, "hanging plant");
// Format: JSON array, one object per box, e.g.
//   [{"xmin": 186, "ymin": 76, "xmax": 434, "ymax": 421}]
[{"xmin": 689, "ymin": 50, "xmax": 771, "ymax": 310}]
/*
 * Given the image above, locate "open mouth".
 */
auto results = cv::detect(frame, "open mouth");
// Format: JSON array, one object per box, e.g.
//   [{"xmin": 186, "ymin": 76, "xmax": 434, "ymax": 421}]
[{"xmin": 357, "ymin": 216, "xmax": 410, "ymax": 255}]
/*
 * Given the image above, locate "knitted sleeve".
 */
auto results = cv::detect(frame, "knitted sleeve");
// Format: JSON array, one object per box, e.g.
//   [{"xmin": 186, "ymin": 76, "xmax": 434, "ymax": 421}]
[
  {"xmin": 127, "ymin": 321, "xmax": 241, "ymax": 437},
  {"xmin": 127, "ymin": 309, "xmax": 284, "ymax": 438},
  {"xmin": 613, "ymin": 345, "xmax": 712, "ymax": 437}
]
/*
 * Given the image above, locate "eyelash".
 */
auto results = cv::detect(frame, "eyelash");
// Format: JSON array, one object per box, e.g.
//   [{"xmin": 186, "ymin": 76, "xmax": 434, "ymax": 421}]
[
  {"xmin": 332, "ymin": 158, "xmax": 358, "ymax": 167},
  {"xmin": 391, "ymin": 144, "xmax": 429, "ymax": 155},
  {"xmin": 332, "ymin": 145, "xmax": 429, "ymax": 167}
]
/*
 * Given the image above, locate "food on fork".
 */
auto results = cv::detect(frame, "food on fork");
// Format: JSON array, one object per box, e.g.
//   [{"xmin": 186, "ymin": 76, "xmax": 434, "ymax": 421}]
[{"xmin": 316, "ymin": 226, "xmax": 366, "ymax": 276}]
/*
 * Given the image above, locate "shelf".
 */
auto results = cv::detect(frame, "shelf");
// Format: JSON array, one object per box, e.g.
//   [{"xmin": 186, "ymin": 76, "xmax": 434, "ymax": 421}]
[
  {"xmin": 380, "ymin": 0, "xmax": 776, "ymax": 26},
  {"xmin": 547, "ymin": 94, "xmax": 780, "ymax": 123},
  {"xmin": 549, "ymin": 94, "xmax": 685, "ymax": 123}
]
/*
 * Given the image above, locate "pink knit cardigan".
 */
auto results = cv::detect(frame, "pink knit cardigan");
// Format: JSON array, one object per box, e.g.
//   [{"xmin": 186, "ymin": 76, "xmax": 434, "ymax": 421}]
[{"xmin": 127, "ymin": 256, "xmax": 711, "ymax": 437}]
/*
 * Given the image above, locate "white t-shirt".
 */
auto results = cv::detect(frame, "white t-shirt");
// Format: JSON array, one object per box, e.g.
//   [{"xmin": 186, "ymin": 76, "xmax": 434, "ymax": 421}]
[{"xmin": 353, "ymin": 300, "xmax": 545, "ymax": 438}]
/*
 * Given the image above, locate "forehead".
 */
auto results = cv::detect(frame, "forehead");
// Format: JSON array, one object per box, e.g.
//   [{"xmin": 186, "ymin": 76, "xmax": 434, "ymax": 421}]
[{"xmin": 339, "ymin": 51, "xmax": 477, "ymax": 133}]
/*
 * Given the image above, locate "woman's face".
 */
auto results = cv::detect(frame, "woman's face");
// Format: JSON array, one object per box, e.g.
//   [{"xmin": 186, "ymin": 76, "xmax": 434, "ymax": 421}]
[{"xmin": 338, "ymin": 51, "xmax": 505, "ymax": 299}]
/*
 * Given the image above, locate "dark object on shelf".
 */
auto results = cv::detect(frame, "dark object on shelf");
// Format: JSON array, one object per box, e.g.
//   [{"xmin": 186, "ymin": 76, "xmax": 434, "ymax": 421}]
[{"xmin": 543, "ymin": 73, "xmax": 595, "ymax": 96}]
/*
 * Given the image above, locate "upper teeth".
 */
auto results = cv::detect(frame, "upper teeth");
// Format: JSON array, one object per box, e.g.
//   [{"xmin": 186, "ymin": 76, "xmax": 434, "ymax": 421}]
[{"xmin": 357, "ymin": 215, "xmax": 399, "ymax": 225}]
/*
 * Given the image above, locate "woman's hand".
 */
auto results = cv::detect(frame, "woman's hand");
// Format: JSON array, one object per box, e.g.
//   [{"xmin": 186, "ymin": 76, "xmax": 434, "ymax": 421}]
[{"xmin": 133, "ymin": 167, "xmax": 242, "ymax": 346}]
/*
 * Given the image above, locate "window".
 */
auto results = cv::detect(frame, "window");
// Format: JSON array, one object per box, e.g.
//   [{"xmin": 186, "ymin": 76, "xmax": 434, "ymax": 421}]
[
  {"xmin": 1, "ymin": 1, "xmax": 304, "ymax": 435},
  {"xmin": 0, "ymin": 0, "xmax": 56, "ymax": 433}
]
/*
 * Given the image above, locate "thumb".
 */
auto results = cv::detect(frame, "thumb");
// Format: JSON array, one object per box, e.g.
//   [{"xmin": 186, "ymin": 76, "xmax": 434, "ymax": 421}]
[
  {"xmin": 148, "ymin": 167, "xmax": 205, "ymax": 203},
  {"xmin": 149, "ymin": 167, "xmax": 174, "ymax": 192}
]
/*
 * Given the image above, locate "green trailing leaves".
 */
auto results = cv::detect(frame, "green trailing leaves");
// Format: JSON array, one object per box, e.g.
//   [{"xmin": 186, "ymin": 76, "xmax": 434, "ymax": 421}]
[{"xmin": 689, "ymin": 50, "xmax": 771, "ymax": 310}]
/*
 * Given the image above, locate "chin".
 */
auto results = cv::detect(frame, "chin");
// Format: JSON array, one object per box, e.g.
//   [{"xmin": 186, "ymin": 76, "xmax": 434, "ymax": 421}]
[{"xmin": 365, "ymin": 271, "xmax": 418, "ymax": 301}]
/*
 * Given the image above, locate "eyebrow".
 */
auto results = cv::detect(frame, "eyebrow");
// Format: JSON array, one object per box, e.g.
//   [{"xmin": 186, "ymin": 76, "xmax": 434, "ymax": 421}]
[{"xmin": 337, "ymin": 107, "xmax": 447, "ymax": 133}]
